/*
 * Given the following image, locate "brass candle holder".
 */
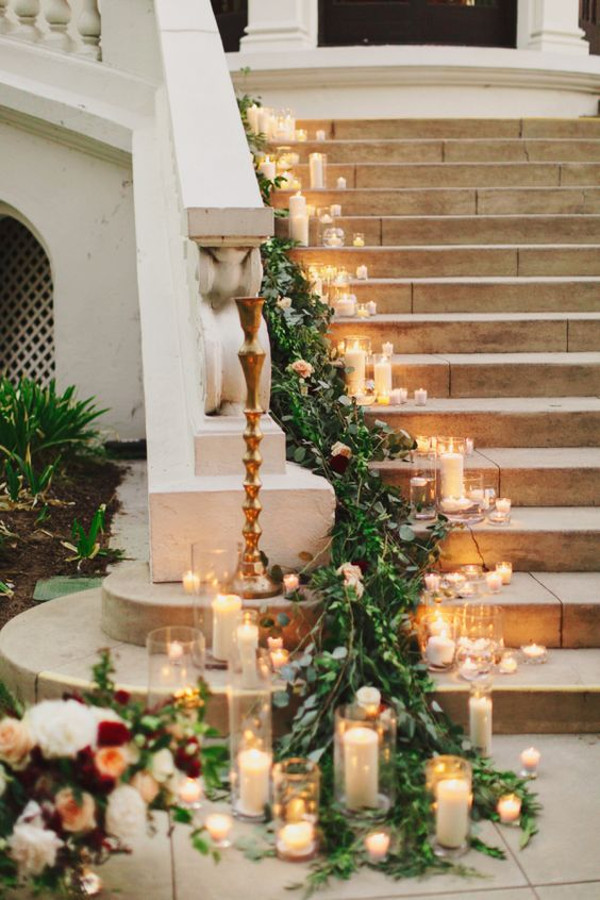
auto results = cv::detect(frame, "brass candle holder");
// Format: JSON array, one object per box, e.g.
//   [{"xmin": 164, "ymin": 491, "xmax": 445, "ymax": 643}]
[{"xmin": 233, "ymin": 297, "xmax": 281, "ymax": 599}]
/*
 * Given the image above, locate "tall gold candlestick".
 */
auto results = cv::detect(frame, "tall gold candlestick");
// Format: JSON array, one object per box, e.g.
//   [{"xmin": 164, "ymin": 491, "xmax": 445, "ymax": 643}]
[{"xmin": 233, "ymin": 297, "xmax": 281, "ymax": 599}]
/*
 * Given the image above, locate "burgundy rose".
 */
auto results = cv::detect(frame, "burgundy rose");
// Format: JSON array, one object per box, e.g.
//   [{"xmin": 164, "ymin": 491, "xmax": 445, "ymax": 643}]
[
  {"xmin": 352, "ymin": 559, "xmax": 369, "ymax": 576},
  {"xmin": 329, "ymin": 453, "xmax": 350, "ymax": 475},
  {"xmin": 175, "ymin": 739, "xmax": 202, "ymax": 779},
  {"xmin": 114, "ymin": 690, "xmax": 131, "ymax": 705},
  {"xmin": 97, "ymin": 721, "xmax": 131, "ymax": 747}
]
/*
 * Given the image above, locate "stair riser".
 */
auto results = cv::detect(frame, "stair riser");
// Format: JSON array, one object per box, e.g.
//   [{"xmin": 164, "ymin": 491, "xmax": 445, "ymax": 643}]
[
  {"xmin": 438, "ymin": 528, "xmax": 600, "ymax": 572},
  {"xmin": 294, "ymin": 247, "xmax": 600, "ymax": 278},
  {"xmin": 330, "ymin": 319, "xmax": 571, "ymax": 353},
  {"xmin": 366, "ymin": 408, "xmax": 600, "ymax": 447},
  {"xmin": 281, "ymin": 216, "xmax": 600, "ymax": 246},
  {"xmin": 436, "ymin": 690, "xmax": 600, "ymax": 734},
  {"xmin": 275, "ymin": 188, "xmax": 600, "ymax": 217},
  {"xmin": 377, "ymin": 464, "xmax": 600, "ymax": 507},
  {"xmin": 298, "ymin": 119, "xmax": 600, "ymax": 139}
]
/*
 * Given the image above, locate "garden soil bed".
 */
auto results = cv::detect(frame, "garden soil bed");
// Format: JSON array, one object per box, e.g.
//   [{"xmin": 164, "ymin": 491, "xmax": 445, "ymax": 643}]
[{"xmin": 0, "ymin": 458, "xmax": 123, "ymax": 629}]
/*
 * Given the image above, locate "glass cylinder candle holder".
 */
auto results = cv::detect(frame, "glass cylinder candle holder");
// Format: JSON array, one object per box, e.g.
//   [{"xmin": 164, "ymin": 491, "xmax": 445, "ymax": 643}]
[
  {"xmin": 410, "ymin": 451, "xmax": 437, "ymax": 520},
  {"xmin": 489, "ymin": 497, "xmax": 512, "ymax": 525},
  {"xmin": 308, "ymin": 152, "xmax": 327, "ymax": 189},
  {"xmin": 425, "ymin": 756, "xmax": 472, "ymax": 859},
  {"xmin": 436, "ymin": 437, "xmax": 466, "ymax": 517},
  {"xmin": 273, "ymin": 758, "xmax": 320, "ymax": 862},
  {"xmin": 496, "ymin": 561, "xmax": 513, "ymax": 585},
  {"xmin": 234, "ymin": 610, "xmax": 260, "ymax": 688},
  {"xmin": 520, "ymin": 642, "xmax": 548, "ymax": 665},
  {"xmin": 457, "ymin": 603, "xmax": 504, "ymax": 665},
  {"xmin": 228, "ymin": 652, "xmax": 272, "ymax": 821},
  {"xmin": 342, "ymin": 336, "xmax": 372, "ymax": 398},
  {"xmin": 498, "ymin": 649, "xmax": 519, "ymax": 675},
  {"xmin": 190, "ymin": 546, "xmax": 241, "ymax": 668},
  {"xmin": 468, "ymin": 681, "xmax": 493, "ymax": 756},
  {"xmin": 497, "ymin": 794, "xmax": 522, "ymax": 826},
  {"xmin": 372, "ymin": 353, "xmax": 392, "ymax": 400},
  {"xmin": 418, "ymin": 608, "xmax": 458, "ymax": 672},
  {"xmin": 334, "ymin": 703, "xmax": 397, "ymax": 816},
  {"xmin": 322, "ymin": 226, "xmax": 345, "ymax": 248},
  {"xmin": 147, "ymin": 626, "xmax": 205, "ymax": 710}
]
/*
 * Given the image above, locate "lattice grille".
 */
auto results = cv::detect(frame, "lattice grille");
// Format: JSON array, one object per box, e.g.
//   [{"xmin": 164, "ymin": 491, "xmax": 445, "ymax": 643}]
[{"xmin": 0, "ymin": 217, "xmax": 55, "ymax": 385}]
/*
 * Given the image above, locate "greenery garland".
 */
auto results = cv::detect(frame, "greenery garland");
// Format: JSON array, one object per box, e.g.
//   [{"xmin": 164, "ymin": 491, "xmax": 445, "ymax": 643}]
[{"xmin": 237, "ymin": 95, "xmax": 540, "ymax": 894}]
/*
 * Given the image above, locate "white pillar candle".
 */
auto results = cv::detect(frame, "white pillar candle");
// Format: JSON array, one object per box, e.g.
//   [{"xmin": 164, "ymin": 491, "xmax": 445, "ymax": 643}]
[
  {"xmin": 374, "ymin": 357, "xmax": 392, "ymax": 397},
  {"xmin": 343, "ymin": 727, "xmax": 379, "ymax": 809},
  {"xmin": 439, "ymin": 453, "xmax": 464, "ymax": 500},
  {"xmin": 257, "ymin": 106, "xmax": 271, "ymax": 135},
  {"xmin": 367, "ymin": 301, "xmax": 377, "ymax": 316},
  {"xmin": 205, "ymin": 812, "xmax": 233, "ymax": 845},
  {"xmin": 236, "ymin": 618, "xmax": 259, "ymax": 684},
  {"xmin": 436, "ymin": 778, "xmax": 470, "ymax": 849},
  {"xmin": 345, "ymin": 344, "xmax": 366, "ymax": 396},
  {"xmin": 356, "ymin": 264, "xmax": 369, "ymax": 280},
  {"xmin": 335, "ymin": 295, "xmax": 356, "ymax": 317},
  {"xmin": 414, "ymin": 388, "xmax": 428, "ymax": 406},
  {"xmin": 289, "ymin": 215, "xmax": 309, "ymax": 246},
  {"xmin": 182, "ymin": 570, "xmax": 200, "ymax": 595},
  {"xmin": 426, "ymin": 634, "xmax": 456, "ymax": 668},
  {"xmin": 520, "ymin": 746, "xmax": 541, "ymax": 776},
  {"xmin": 309, "ymin": 153, "xmax": 325, "ymax": 189},
  {"xmin": 247, "ymin": 104, "xmax": 260, "ymax": 134},
  {"xmin": 496, "ymin": 562, "xmax": 513, "ymax": 585},
  {"xmin": 365, "ymin": 830, "xmax": 390, "ymax": 862},
  {"xmin": 211, "ymin": 594, "xmax": 242, "ymax": 661},
  {"xmin": 259, "ymin": 157, "xmax": 276, "ymax": 181},
  {"xmin": 356, "ymin": 686, "xmax": 381, "ymax": 717},
  {"xmin": 330, "ymin": 203, "xmax": 342, "ymax": 217},
  {"xmin": 238, "ymin": 748, "xmax": 271, "ymax": 817},
  {"xmin": 288, "ymin": 191, "xmax": 307, "ymax": 217},
  {"xmin": 336, "ymin": 176, "xmax": 347, "ymax": 189},
  {"xmin": 315, "ymin": 129, "xmax": 326, "ymax": 141},
  {"xmin": 469, "ymin": 694, "xmax": 492, "ymax": 755},
  {"xmin": 486, "ymin": 571, "xmax": 503, "ymax": 594},
  {"xmin": 497, "ymin": 794, "xmax": 521, "ymax": 825},
  {"xmin": 270, "ymin": 648, "xmax": 290, "ymax": 670},
  {"xmin": 465, "ymin": 437, "xmax": 474, "ymax": 456}
]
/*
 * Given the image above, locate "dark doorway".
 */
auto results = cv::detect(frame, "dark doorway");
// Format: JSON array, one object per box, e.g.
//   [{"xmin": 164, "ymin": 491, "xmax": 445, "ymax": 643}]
[
  {"xmin": 580, "ymin": 0, "xmax": 600, "ymax": 54},
  {"xmin": 211, "ymin": 0, "xmax": 248, "ymax": 52},
  {"xmin": 319, "ymin": 0, "xmax": 517, "ymax": 49}
]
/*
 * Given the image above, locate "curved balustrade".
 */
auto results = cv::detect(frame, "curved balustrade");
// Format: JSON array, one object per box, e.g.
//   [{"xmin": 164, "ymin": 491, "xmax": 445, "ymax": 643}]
[{"xmin": 0, "ymin": 0, "xmax": 101, "ymax": 58}]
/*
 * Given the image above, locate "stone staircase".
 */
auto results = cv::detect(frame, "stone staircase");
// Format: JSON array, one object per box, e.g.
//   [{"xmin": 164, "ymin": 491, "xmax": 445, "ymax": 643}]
[{"xmin": 272, "ymin": 117, "xmax": 600, "ymax": 733}]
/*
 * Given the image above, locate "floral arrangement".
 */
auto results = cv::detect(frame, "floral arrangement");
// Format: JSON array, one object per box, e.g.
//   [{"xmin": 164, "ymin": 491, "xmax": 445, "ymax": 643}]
[{"xmin": 0, "ymin": 653, "xmax": 224, "ymax": 896}]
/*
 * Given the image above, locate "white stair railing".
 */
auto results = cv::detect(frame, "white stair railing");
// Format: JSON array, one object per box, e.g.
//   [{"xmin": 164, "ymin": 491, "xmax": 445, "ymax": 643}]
[{"xmin": 0, "ymin": 0, "xmax": 101, "ymax": 59}]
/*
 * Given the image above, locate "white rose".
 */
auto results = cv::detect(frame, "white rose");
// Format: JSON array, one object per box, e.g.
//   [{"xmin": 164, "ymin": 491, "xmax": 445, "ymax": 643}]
[
  {"xmin": 150, "ymin": 748, "xmax": 175, "ymax": 784},
  {"xmin": 331, "ymin": 442, "xmax": 352, "ymax": 459},
  {"xmin": 17, "ymin": 801, "xmax": 43, "ymax": 828},
  {"xmin": 336, "ymin": 562, "xmax": 365, "ymax": 598},
  {"xmin": 25, "ymin": 700, "xmax": 97, "ymax": 759},
  {"xmin": 8, "ymin": 824, "xmax": 63, "ymax": 876},
  {"xmin": 277, "ymin": 296, "xmax": 292, "ymax": 310},
  {"xmin": 105, "ymin": 785, "xmax": 147, "ymax": 842}
]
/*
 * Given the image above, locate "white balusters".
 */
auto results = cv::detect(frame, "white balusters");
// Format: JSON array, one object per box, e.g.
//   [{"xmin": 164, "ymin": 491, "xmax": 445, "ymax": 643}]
[
  {"xmin": 44, "ymin": 0, "xmax": 71, "ymax": 49},
  {"xmin": 0, "ymin": 0, "xmax": 15, "ymax": 34},
  {"xmin": 77, "ymin": 0, "xmax": 100, "ymax": 59},
  {"xmin": 13, "ymin": 0, "xmax": 41, "ymax": 39}
]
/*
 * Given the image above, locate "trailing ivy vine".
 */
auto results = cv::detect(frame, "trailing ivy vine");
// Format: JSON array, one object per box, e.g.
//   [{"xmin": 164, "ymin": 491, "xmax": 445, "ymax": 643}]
[{"xmin": 237, "ymin": 95, "xmax": 540, "ymax": 894}]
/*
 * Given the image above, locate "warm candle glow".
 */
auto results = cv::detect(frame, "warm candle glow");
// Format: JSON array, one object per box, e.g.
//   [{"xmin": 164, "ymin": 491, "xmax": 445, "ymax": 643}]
[
  {"xmin": 498, "ymin": 651, "xmax": 518, "ymax": 675},
  {"xmin": 496, "ymin": 561, "xmax": 513, "ymax": 585},
  {"xmin": 179, "ymin": 777, "xmax": 202, "ymax": 806},
  {"xmin": 279, "ymin": 821, "xmax": 315, "ymax": 856},
  {"xmin": 497, "ymin": 794, "xmax": 521, "ymax": 824},
  {"xmin": 168, "ymin": 640, "xmax": 184, "ymax": 662},
  {"xmin": 267, "ymin": 635, "xmax": 283, "ymax": 651},
  {"xmin": 205, "ymin": 812, "xmax": 233, "ymax": 845},
  {"xmin": 182, "ymin": 571, "xmax": 200, "ymax": 595},
  {"xmin": 521, "ymin": 643, "xmax": 548, "ymax": 664},
  {"xmin": 270, "ymin": 648, "xmax": 290, "ymax": 670},
  {"xmin": 283, "ymin": 573, "xmax": 300, "ymax": 592},
  {"xmin": 364, "ymin": 830, "xmax": 390, "ymax": 862},
  {"xmin": 520, "ymin": 746, "xmax": 541, "ymax": 777}
]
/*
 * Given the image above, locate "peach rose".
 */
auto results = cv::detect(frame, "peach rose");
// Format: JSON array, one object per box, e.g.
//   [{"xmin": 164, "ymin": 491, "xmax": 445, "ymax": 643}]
[
  {"xmin": 55, "ymin": 788, "xmax": 96, "ymax": 833},
  {"xmin": 0, "ymin": 718, "xmax": 33, "ymax": 767},
  {"xmin": 290, "ymin": 359, "xmax": 314, "ymax": 379},
  {"xmin": 130, "ymin": 771, "xmax": 160, "ymax": 805},
  {"xmin": 94, "ymin": 746, "xmax": 129, "ymax": 780}
]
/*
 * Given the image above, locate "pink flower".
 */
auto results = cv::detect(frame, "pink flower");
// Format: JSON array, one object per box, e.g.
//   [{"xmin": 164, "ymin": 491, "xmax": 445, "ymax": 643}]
[
  {"xmin": 336, "ymin": 562, "xmax": 364, "ymax": 598},
  {"xmin": 0, "ymin": 718, "xmax": 33, "ymax": 767},
  {"xmin": 54, "ymin": 787, "xmax": 96, "ymax": 833},
  {"xmin": 290, "ymin": 359, "xmax": 314, "ymax": 379},
  {"xmin": 94, "ymin": 746, "xmax": 129, "ymax": 780}
]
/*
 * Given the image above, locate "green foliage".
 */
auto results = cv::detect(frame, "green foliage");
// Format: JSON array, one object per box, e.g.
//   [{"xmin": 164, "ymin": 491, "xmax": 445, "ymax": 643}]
[{"xmin": 62, "ymin": 504, "xmax": 122, "ymax": 567}]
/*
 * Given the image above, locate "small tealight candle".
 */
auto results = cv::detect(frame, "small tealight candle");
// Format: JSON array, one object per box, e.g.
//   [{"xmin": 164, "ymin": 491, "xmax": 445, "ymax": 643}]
[
  {"xmin": 367, "ymin": 300, "xmax": 377, "ymax": 316},
  {"xmin": 520, "ymin": 746, "xmax": 541, "ymax": 778},
  {"xmin": 205, "ymin": 812, "xmax": 233, "ymax": 848},
  {"xmin": 498, "ymin": 650, "xmax": 518, "ymax": 675},
  {"xmin": 182, "ymin": 570, "xmax": 200, "ymax": 595},
  {"xmin": 336, "ymin": 176, "xmax": 347, "ymax": 189},
  {"xmin": 330, "ymin": 203, "xmax": 342, "ymax": 217},
  {"xmin": 353, "ymin": 233, "xmax": 365, "ymax": 247},
  {"xmin": 497, "ymin": 794, "xmax": 522, "ymax": 825},
  {"xmin": 458, "ymin": 657, "xmax": 481, "ymax": 682},
  {"xmin": 179, "ymin": 777, "xmax": 202, "ymax": 808},
  {"xmin": 267, "ymin": 635, "xmax": 283, "ymax": 651},
  {"xmin": 465, "ymin": 437, "xmax": 474, "ymax": 456},
  {"xmin": 356, "ymin": 264, "xmax": 369, "ymax": 280},
  {"xmin": 496, "ymin": 498, "xmax": 512, "ymax": 513},
  {"xmin": 414, "ymin": 388, "xmax": 428, "ymax": 406},
  {"xmin": 278, "ymin": 821, "xmax": 315, "ymax": 859},
  {"xmin": 295, "ymin": 129, "xmax": 307, "ymax": 142},
  {"xmin": 356, "ymin": 304, "xmax": 370, "ymax": 319},
  {"xmin": 364, "ymin": 829, "xmax": 390, "ymax": 863},
  {"xmin": 283, "ymin": 573, "xmax": 300, "ymax": 593},
  {"xmin": 168, "ymin": 640, "xmax": 184, "ymax": 662},
  {"xmin": 424, "ymin": 572, "xmax": 441, "ymax": 593},
  {"xmin": 521, "ymin": 643, "xmax": 548, "ymax": 664},
  {"xmin": 496, "ymin": 561, "xmax": 513, "ymax": 585},
  {"xmin": 271, "ymin": 648, "xmax": 290, "ymax": 671},
  {"xmin": 356, "ymin": 686, "xmax": 381, "ymax": 717},
  {"xmin": 486, "ymin": 571, "xmax": 503, "ymax": 594},
  {"xmin": 382, "ymin": 342, "xmax": 394, "ymax": 357},
  {"xmin": 316, "ymin": 129, "xmax": 326, "ymax": 141},
  {"xmin": 377, "ymin": 392, "xmax": 390, "ymax": 405}
]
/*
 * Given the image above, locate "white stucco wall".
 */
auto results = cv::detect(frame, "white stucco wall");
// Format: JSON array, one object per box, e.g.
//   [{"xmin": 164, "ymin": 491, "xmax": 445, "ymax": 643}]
[{"xmin": 0, "ymin": 120, "xmax": 144, "ymax": 439}]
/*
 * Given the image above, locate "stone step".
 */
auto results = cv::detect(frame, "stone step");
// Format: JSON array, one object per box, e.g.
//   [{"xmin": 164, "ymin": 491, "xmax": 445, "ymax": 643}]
[
  {"xmin": 283, "ymin": 215, "xmax": 600, "ymax": 247},
  {"xmin": 364, "ymin": 397, "xmax": 600, "ymax": 447},
  {"xmin": 375, "ymin": 448, "xmax": 600, "ymax": 507},
  {"xmin": 347, "ymin": 278, "xmax": 600, "ymax": 315},
  {"xmin": 293, "ymin": 245, "xmax": 600, "ymax": 278},
  {"xmin": 283, "ymin": 138, "xmax": 600, "ymax": 164},
  {"xmin": 329, "ymin": 312, "xmax": 600, "ymax": 353},
  {"xmin": 1, "ymin": 589, "xmax": 599, "ymax": 735},
  {"xmin": 422, "ymin": 506, "xmax": 600, "ymax": 572},
  {"xmin": 296, "ymin": 117, "xmax": 600, "ymax": 140},
  {"xmin": 367, "ymin": 351, "xmax": 600, "ymax": 398},
  {"xmin": 435, "ymin": 648, "xmax": 600, "ymax": 734},
  {"xmin": 275, "ymin": 187, "xmax": 600, "ymax": 216}
]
